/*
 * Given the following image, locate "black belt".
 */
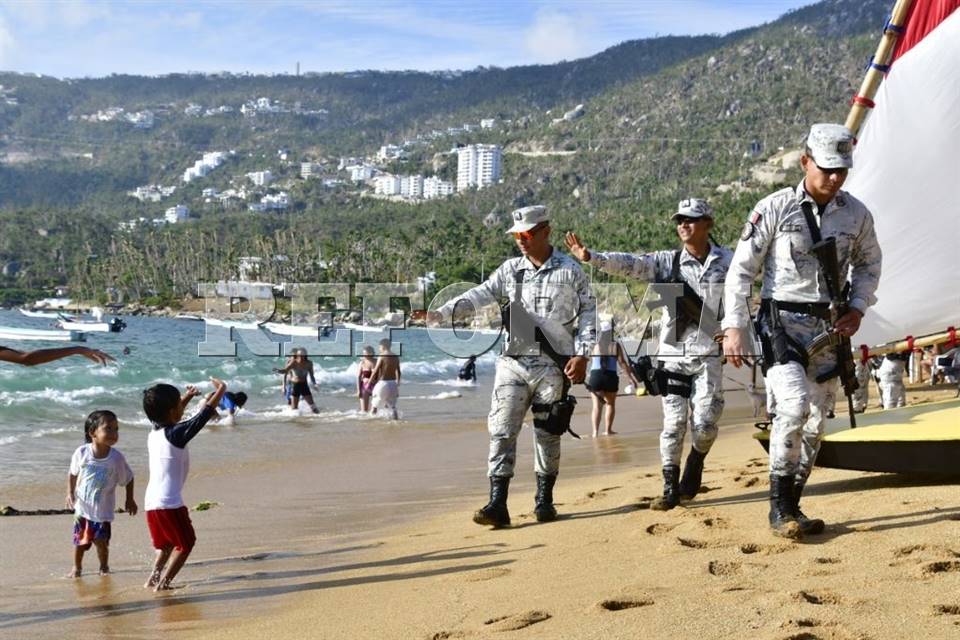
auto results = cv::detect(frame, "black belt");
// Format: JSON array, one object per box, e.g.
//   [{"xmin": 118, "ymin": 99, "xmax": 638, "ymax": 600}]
[{"xmin": 761, "ymin": 299, "xmax": 831, "ymax": 321}]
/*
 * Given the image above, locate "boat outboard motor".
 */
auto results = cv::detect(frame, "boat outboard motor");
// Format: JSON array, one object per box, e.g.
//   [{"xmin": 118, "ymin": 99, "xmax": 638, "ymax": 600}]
[{"xmin": 109, "ymin": 317, "xmax": 127, "ymax": 333}]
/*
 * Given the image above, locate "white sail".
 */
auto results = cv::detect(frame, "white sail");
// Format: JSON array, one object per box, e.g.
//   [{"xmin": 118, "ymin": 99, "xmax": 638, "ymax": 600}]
[{"xmin": 846, "ymin": 7, "xmax": 960, "ymax": 348}]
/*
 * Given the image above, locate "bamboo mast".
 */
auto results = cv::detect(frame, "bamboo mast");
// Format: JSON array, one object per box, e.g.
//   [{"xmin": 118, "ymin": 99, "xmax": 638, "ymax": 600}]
[{"xmin": 844, "ymin": 0, "xmax": 916, "ymax": 137}]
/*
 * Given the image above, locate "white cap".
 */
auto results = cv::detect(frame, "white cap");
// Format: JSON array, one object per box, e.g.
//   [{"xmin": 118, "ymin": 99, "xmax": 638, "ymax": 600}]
[
  {"xmin": 505, "ymin": 205, "xmax": 549, "ymax": 233},
  {"xmin": 672, "ymin": 198, "xmax": 713, "ymax": 221},
  {"xmin": 806, "ymin": 123, "xmax": 855, "ymax": 169}
]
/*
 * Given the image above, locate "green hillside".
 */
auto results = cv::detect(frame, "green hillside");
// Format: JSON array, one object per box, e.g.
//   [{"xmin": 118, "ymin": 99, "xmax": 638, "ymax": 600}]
[{"xmin": 0, "ymin": 0, "xmax": 891, "ymax": 306}]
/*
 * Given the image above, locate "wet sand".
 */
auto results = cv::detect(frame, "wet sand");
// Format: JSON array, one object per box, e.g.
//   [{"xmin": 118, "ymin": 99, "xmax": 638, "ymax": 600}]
[{"xmin": 2, "ymin": 383, "xmax": 957, "ymax": 639}]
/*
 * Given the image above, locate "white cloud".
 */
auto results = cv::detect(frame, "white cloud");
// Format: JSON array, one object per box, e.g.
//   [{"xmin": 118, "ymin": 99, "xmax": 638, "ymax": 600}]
[{"xmin": 524, "ymin": 10, "xmax": 596, "ymax": 63}]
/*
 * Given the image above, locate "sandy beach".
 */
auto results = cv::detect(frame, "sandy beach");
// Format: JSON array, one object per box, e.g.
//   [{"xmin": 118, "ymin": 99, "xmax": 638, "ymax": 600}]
[{"xmin": 2, "ymin": 384, "xmax": 958, "ymax": 639}]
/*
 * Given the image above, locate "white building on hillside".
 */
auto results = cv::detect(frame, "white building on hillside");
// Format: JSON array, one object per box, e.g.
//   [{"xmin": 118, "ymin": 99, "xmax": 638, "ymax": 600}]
[
  {"xmin": 301, "ymin": 162, "xmax": 321, "ymax": 179},
  {"xmin": 165, "ymin": 205, "xmax": 190, "ymax": 224},
  {"xmin": 401, "ymin": 174, "xmax": 423, "ymax": 198},
  {"xmin": 377, "ymin": 144, "xmax": 405, "ymax": 162},
  {"xmin": 423, "ymin": 177, "xmax": 455, "ymax": 199},
  {"xmin": 347, "ymin": 163, "xmax": 376, "ymax": 182},
  {"xmin": 375, "ymin": 175, "xmax": 401, "ymax": 196},
  {"xmin": 457, "ymin": 144, "xmax": 501, "ymax": 191},
  {"xmin": 183, "ymin": 151, "xmax": 229, "ymax": 183},
  {"xmin": 247, "ymin": 170, "xmax": 273, "ymax": 186}
]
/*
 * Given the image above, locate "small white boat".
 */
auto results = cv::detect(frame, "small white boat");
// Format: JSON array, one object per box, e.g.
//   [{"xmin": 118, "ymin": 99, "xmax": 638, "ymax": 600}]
[
  {"xmin": 19, "ymin": 308, "xmax": 77, "ymax": 320},
  {"xmin": 174, "ymin": 313, "xmax": 203, "ymax": 321},
  {"xmin": 0, "ymin": 326, "xmax": 85, "ymax": 342},
  {"xmin": 202, "ymin": 317, "xmax": 263, "ymax": 331},
  {"xmin": 340, "ymin": 322, "xmax": 390, "ymax": 333},
  {"xmin": 264, "ymin": 322, "xmax": 333, "ymax": 337},
  {"xmin": 57, "ymin": 316, "xmax": 126, "ymax": 333}
]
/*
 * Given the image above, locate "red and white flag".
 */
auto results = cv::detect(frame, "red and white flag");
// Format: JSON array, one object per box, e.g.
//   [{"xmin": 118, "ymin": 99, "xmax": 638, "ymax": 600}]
[{"xmin": 847, "ymin": 0, "xmax": 960, "ymax": 348}]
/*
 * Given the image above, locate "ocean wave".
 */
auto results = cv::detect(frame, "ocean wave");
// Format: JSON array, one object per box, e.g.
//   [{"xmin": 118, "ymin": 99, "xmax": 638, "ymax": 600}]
[
  {"xmin": 408, "ymin": 391, "xmax": 462, "ymax": 400},
  {"xmin": 0, "ymin": 386, "xmax": 115, "ymax": 407}
]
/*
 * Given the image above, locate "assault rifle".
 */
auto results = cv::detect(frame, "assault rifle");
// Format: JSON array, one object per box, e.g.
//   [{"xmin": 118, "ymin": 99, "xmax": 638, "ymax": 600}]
[{"xmin": 808, "ymin": 237, "xmax": 859, "ymax": 428}]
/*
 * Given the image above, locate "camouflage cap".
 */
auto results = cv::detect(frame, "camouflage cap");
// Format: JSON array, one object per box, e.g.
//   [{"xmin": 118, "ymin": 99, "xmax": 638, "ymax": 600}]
[
  {"xmin": 806, "ymin": 123, "xmax": 854, "ymax": 169},
  {"xmin": 506, "ymin": 205, "xmax": 549, "ymax": 233},
  {"xmin": 672, "ymin": 198, "xmax": 713, "ymax": 221}
]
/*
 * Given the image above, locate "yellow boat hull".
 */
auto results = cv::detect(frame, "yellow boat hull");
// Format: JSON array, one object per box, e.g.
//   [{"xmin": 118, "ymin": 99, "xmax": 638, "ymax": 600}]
[{"xmin": 754, "ymin": 398, "xmax": 960, "ymax": 475}]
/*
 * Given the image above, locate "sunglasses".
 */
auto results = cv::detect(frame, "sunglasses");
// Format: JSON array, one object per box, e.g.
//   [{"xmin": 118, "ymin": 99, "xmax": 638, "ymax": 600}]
[
  {"xmin": 815, "ymin": 164, "xmax": 849, "ymax": 177},
  {"xmin": 512, "ymin": 223, "xmax": 547, "ymax": 241},
  {"xmin": 674, "ymin": 216, "xmax": 702, "ymax": 225}
]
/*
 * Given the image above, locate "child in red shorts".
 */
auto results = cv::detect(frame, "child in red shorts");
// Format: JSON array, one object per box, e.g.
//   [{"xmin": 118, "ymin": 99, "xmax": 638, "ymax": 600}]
[{"xmin": 142, "ymin": 377, "xmax": 226, "ymax": 591}]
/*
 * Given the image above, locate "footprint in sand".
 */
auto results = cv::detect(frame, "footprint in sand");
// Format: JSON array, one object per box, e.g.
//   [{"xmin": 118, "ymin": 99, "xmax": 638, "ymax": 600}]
[
  {"xmin": 707, "ymin": 560, "xmax": 742, "ymax": 577},
  {"xmin": 635, "ymin": 496, "xmax": 658, "ymax": 510},
  {"xmin": 922, "ymin": 560, "xmax": 960, "ymax": 576},
  {"xmin": 596, "ymin": 597, "xmax": 654, "ymax": 611},
  {"xmin": 646, "ymin": 523, "xmax": 678, "ymax": 536},
  {"xmin": 812, "ymin": 557, "xmax": 841, "ymax": 565},
  {"xmin": 793, "ymin": 590, "xmax": 842, "ymax": 605},
  {"xmin": 933, "ymin": 605, "xmax": 960, "ymax": 616},
  {"xmin": 426, "ymin": 632, "xmax": 469, "ymax": 640},
  {"xmin": 483, "ymin": 611, "xmax": 551, "ymax": 632},
  {"xmin": 893, "ymin": 544, "xmax": 960, "ymax": 560},
  {"xmin": 741, "ymin": 477, "xmax": 760, "ymax": 488},
  {"xmin": 677, "ymin": 537, "xmax": 711, "ymax": 549},
  {"xmin": 708, "ymin": 560, "xmax": 768, "ymax": 578},
  {"xmin": 466, "ymin": 567, "xmax": 512, "ymax": 582},
  {"xmin": 700, "ymin": 516, "xmax": 729, "ymax": 528},
  {"xmin": 738, "ymin": 542, "xmax": 791, "ymax": 556}
]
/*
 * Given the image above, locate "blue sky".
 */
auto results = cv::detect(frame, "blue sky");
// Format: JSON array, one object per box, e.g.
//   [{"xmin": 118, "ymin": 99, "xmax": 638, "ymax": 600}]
[{"xmin": 0, "ymin": 0, "xmax": 814, "ymax": 78}]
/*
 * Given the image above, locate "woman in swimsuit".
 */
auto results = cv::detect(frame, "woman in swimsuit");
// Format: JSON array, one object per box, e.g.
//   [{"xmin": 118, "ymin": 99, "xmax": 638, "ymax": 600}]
[{"xmin": 357, "ymin": 346, "xmax": 377, "ymax": 413}]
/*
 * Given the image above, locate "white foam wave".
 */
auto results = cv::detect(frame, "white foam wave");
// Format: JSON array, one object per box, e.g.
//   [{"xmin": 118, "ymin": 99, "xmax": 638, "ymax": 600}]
[
  {"xmin": 409, "ymin": 391, "xmax": 462, "ymax": 400},
  {"xmin": 0, "ymin": 386, "xmax": 114, "ymax": 407}
]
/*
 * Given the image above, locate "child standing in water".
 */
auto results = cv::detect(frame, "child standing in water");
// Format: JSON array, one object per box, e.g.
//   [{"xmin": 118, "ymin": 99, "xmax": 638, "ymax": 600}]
[
  {"xmin": 142, "ymin": 378, "xmax": 226, "ymax": 591},
  {"xmin": 370, "ymin": 338, "xmax": 401, "ymax": 420},
  {"xmin": 66, "ymin": 410, "xmax": 137, "ymax": 577},
  {"xmin": 357, "ymin": 346, "xmax": 377, "ymax": 413}
]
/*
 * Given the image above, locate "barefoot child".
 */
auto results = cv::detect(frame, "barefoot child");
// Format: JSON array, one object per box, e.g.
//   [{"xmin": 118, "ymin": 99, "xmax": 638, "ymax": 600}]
[
  {"xmin": 67, "ymin": 410, "xmax": 137, "ymax": 577},
  {"xmin": 142, "ymin": 378, "xmax": 226, "ymax": 591}
]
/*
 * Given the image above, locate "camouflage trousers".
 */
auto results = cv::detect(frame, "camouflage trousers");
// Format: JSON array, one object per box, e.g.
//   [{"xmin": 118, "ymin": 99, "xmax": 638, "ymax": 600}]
[
  {"xmin": 487, "ymin": 356, "xmax": 564, "ymax": 478},
  {"xmin": 879, "ymin": 377, "xmax": 906, "ymax": 409},
  {"xmin": 851, "ymin": 359, "xmax": 871, "ymax": 413},
  {"xmin": 659, "ymin": 356, "xmax": 725, "ymax": 466},
  {"xmin": 764, "ymin": 311, "xmax": 838, "ymax": 481}
]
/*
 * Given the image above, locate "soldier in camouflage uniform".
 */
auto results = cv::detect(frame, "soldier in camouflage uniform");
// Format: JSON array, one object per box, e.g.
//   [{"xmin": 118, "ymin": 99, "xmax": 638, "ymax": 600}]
[
  {"xmin": 723, "ymin": 124, "xmax": 882, "ymax": 538},
  {"xmin": 877, "ymin": 353, "xmax": 908, "ymax": 409},
  {"xmin": 565, "ymin": 198, "xmax": 733, "ymax": 510},
  {"xmin": 434, "ymin": 205, "xmax": 595, "ymax": 528}
]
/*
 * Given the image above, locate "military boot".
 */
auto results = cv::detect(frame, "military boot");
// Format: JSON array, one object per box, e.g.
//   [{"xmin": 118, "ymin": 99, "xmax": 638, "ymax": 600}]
[
  {"xmin": 534, "ymin": 473, "xmax": 558, "ymax": 522},
  {"xmin": 768, "ymin": 474, "xmax": 802, "ymax": 539},
  {"xmin": 678, "ymin": 447, "xmax": 707, "ymax": 501},
  {"xmin": 651, "ymin": 465, "xmax": 681, "ymax": 511},
  {"xmin": 473, "ymin": 476, "xmax": 510, "ymax": 528},
  {"xmin": 792, "ymin": 479, "xmax": 825, "ymax": 535}
]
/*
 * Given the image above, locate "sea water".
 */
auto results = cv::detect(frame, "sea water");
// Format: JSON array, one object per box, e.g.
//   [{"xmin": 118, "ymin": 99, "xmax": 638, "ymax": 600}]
[{"xmin": 0, "ymin": 309, "xmax": 502, "ymax": 485}]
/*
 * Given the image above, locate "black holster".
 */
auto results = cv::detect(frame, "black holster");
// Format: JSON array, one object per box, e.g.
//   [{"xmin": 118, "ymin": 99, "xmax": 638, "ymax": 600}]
[
  {"xmin": 755, "ymin": 300, "xmax": 810, "ymax": 376},
  {"xmin": 631, "ymin": 356, "xmax": 693, "ymax": 398},
  {"xmin": 533, "ymin": 392, "xmax": 578, "ymax": 437}
]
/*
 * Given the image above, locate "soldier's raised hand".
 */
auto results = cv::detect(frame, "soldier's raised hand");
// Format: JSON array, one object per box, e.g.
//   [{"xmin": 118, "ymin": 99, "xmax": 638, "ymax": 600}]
[{"xmin": 564, "ymin": 232, "xmax": 591, "ymax": 263}]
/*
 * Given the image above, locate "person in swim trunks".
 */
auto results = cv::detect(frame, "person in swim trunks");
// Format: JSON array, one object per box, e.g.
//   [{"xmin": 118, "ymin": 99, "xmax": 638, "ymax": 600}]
[{"xmin": 275, "ymin": 348, "xmax": 319, "ymax": 414}]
